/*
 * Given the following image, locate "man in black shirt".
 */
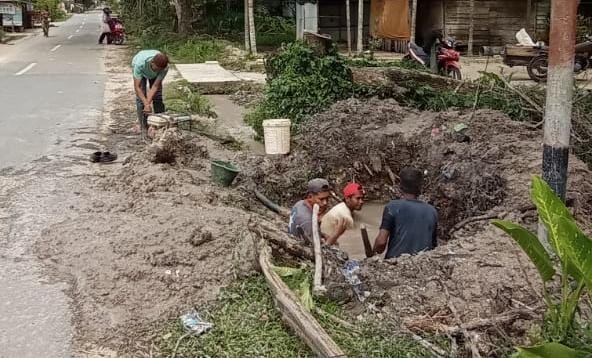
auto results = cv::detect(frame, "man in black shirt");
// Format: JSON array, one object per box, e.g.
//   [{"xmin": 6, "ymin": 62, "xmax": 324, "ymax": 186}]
[{"xmin": 373, "ymin": 167, "xmax": 438, "ymax": 259}]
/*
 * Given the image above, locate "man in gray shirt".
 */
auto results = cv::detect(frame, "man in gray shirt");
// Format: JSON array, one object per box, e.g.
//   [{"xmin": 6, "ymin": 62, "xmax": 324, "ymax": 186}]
[
  {"xmin": 288, "ymin": 178, "xmax": 346, "ymax": 243},
  {"xmin": 373, "ymin": 167, "xmax": 438, "ymax": 259}
]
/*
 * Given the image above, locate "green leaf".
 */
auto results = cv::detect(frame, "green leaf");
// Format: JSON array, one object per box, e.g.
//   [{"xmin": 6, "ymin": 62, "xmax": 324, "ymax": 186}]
[
  {"xmin": 531, "ymin": 176, "xmax": 573, "ymax": 259},
  {"xmin": 492, "ymin": 220, "xmax": 555, "ymax": 282},
  {"xmin": 516, "ymin": 342, "xmax": 589, "ymax": 358},
  {"xmin": 557, "ymin": 216, "xmax": 592, "ymax": 291}
]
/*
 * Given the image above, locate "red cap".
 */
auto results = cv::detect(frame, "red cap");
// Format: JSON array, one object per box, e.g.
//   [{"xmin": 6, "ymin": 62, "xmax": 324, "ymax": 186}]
[{"xmin": 343, "ymin": 182, "xmax": 364, "ymax": 198}]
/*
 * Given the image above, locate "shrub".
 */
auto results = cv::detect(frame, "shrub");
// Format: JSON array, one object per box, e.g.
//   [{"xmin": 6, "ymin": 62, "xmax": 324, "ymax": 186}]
[{"xmin": 245, "ymin": 42, "xmax": 353, "ymax": 138}]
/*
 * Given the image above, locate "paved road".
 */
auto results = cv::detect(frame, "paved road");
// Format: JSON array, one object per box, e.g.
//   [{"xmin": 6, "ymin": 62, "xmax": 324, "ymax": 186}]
[{"xmin": 0, "ymin": 13, "xmax": 106, "ymax": 358}]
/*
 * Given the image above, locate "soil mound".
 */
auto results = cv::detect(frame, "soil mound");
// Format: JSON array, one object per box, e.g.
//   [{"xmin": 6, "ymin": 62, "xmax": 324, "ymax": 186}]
[{"xmin": 249, "ymin": 97, "xmax": 592, "ymax": 353}]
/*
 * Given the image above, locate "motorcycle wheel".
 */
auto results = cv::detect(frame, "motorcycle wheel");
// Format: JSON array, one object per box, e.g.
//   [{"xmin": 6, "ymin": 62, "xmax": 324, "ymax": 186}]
[
  {"xmin": 527, "ymin": 55, "xmax": 548, "ymax": 82},
  {"xmin": 447, "ymin": 68, "xmax": 462, "ymax": 80},
  {"xmin": 113, "ymin": 35, "xmax": 124, "ymax": 45}
]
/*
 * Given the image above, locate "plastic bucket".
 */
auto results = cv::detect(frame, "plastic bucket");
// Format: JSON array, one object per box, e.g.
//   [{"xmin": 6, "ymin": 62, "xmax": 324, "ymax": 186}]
[
  {"xmin": 263, "ymin": 119, "xmax": 291, "ymax": 155},
  {"xmin": 211, "ymin": 160, "xmax": 240, "ymax": 187}
]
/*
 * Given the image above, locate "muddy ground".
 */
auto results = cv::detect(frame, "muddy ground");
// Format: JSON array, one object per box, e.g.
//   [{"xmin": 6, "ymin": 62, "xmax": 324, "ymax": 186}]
[
  {"xmin": 28, "ymin": 47, "xmax": 592, "ymax": 357},
  {"xmin": 251, "ymin": 98, "xmax": 592, "ymax": 352}
]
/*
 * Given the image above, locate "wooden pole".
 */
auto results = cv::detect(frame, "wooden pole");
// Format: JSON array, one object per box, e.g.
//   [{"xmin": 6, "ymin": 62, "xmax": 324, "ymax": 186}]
[
  {"xmin": 311, "ymin": 204, "xmax": 326, "ymax": 294},
  {"xmin": 248, "ymin": 0, "xmax": 257, "ymax": 55},
  {"xmin": 244, "ymin": 0, "xmax": 250, "ymax": 52},
  {"xmin": 346, "ymin": 0, "xmax": 352, "ymax": 55},
  {"xmin": 357, "ymin": 0, "xmax": 363, "ymax": 53},
  {"xmin": 360, "ymin": 225, "xmax": 373, "ymax": 258},
  {"xmin": 410, "ymin": 0, "xmax": 417, "ymax": 43},
  {"xmin": 538, "ymin": 0, "xmax": 577, "ymax": 252},
  {"xmin": 257, "ymin": 243, "xmax": 347, "ymax": 358},
  {"xmin": 468, "ymin": 0, "xmax": 474, "ymax": 55}
]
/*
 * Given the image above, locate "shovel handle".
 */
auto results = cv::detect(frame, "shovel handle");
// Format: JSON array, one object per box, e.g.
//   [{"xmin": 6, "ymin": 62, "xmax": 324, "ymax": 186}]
[{"xmin": 361, "ymin": 225, "xmax": 374, "ymax": 258}]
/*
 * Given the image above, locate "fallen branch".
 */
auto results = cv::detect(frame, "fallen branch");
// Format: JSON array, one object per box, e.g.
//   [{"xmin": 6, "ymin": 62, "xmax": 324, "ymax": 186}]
[
  {"xmin": 314, "ymin": 307, "xmax": 359, "ymax": 332},
  {"xmin": 407, "ymin": 331, "xmax": 447, "ymax": 358},
  {"xmin": 498, "ymin": 76, "xmax": 544, "ymax": 114},
  {"xmin": 257, "ymin": 241, "xmax": 347, "ymax": 358},
  {"xmin": 249, "ymin": 220, "xmax": 314, "ymax": 261},
  {"xmin": 171, "ymin": 332, "xmax": 191, "ymax": 358},
  {"xmin": 449, "ymin": 212, "xmax": 504, "ymax": 236}
]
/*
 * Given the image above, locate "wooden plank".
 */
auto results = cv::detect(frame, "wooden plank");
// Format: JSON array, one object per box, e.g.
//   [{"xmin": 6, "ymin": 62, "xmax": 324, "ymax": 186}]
[{"xmin": 257, "ymin": 242, "xmax": 347, "ymax": 358}]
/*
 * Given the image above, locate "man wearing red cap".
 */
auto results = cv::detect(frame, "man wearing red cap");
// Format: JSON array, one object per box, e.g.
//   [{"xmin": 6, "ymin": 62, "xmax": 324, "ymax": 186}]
[
  {"xmin": 320, "ymin": 182, "xmax": 365, "ymax": 245},
  {"xmin": 132, "ymin": 49, "xmax": 169, "ymax": 141}
]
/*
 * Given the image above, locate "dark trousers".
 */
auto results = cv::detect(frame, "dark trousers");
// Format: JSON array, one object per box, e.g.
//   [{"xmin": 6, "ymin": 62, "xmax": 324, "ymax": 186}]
[
  {"xmin": 99, "ymin": 32, "xmax": 111, "ymax": 44},
  {"xmin": 136, "ymin": 77, "xmax": 165, "ymax": 129}
]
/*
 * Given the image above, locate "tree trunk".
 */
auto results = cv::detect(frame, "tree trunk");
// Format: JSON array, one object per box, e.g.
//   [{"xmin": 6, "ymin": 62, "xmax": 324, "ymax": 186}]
[
  {"xmin": 410, "ymin": 0, "xmax": 417, "ymax": 43},
  {"xmin": 173, "ymin": 0, "xmax": 192, "ymax": 35},
  {"xmin": 248, "ymin": 0, "xmax": 257, "ymax": 55},
  {"xmin": 357, "ymin": 0, "xmax": 364, "ymax": 53},
  {"xmin": 244, "ymin": 0, "xmax": 250, "ymax": 51},
  {"xmin": 468, "ymin": 0, "xmax": 474, "ymax": 55},
  {"xmin": 346, "ymin": 0, "xmax": 352, "ymax": 55}
]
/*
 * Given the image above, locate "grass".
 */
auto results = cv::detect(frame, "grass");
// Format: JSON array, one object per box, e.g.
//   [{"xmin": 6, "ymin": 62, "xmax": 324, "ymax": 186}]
[
  {"xmin": 153, "ymin": 275, "xmax": 437, "ymax": 357},
  {"xmin": 164, "ymin": 80, "xmax": 216, "ymax": 117}
]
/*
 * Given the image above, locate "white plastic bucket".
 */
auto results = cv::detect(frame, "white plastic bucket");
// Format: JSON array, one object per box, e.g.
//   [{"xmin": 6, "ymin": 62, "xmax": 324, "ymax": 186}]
[{"xmin": 263, "ymin": 119, "xmax": 291, "ymax": 155}]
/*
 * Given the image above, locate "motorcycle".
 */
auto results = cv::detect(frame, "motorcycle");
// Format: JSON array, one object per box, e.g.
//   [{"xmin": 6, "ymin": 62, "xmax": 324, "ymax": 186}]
[
  {"xmin": 406, "ymin": 36, "xmax": 462, "ymax": 80},
  {"xmin": 527, "ymin": 35, "xmax": 592, "ymax": 82},
  {"xmin": 108, "ymin": 18, "xmax": 125, "ymax": 45}
]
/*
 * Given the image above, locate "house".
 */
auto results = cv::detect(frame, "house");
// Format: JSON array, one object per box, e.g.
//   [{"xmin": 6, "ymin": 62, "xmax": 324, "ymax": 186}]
[
  {"xmin": 0, "ymin": 0, "xmax": 33, "ymax": 31},
  {"xmin": 296, "ymin": 0, "xmax": 552, "ymax": 54}
]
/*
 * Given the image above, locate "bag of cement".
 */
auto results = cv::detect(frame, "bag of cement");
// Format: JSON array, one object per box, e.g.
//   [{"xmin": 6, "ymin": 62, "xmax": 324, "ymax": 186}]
[
  {"xmin": 516, "ymin": 28, "xmax": 536, "ymax": 47},
  {"xmin": 180, "ymin": 310, "xmax": 213, "ymax": 335}
]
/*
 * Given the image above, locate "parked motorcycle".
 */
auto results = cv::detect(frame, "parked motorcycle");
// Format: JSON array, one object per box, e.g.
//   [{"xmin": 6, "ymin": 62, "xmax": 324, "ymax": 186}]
[
  {"xmin": 108, "ymin": 18, "xmax": 125, "ymax": 45},
  {"xmin": 527, "ymin": 35, "xmax": 592, "ymax": 82},
  {"xmin": 406, "ymin": 36, "xmax": 462, "ymax": 80}
]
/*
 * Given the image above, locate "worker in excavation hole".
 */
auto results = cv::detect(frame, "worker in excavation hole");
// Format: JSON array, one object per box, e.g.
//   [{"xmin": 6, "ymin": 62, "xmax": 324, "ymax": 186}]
[
  {"xmin": 288, "ymin": 178, "xmax": 346, "ymax": 243},
  {"xmin": 373, "ymin": 167, "xmax": 438, "ymax": 259},
  {"xmin": 320, "ymin": 182, "xmax": 366, "ymax": 246}
]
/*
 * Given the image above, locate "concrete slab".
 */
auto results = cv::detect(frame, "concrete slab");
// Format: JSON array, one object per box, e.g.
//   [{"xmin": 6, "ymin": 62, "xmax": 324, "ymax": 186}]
[
  {"xmin": 231, "ymin": 71, "xmax": 266, "ymax": 84},
  {"xmin": 175, "ymin": 63, "xmax": 242, "ymax": 85}
]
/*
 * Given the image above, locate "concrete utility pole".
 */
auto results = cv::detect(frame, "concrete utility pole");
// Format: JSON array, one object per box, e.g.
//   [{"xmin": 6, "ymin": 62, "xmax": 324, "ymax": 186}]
[{"xmin": 538, "ymin": 0, "xmax": 578, "ymax": 250}]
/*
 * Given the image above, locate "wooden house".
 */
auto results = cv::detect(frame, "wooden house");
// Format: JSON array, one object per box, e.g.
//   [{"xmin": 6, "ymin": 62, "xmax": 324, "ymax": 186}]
[{"xmin": 296, "ymin": 0, "xmax": 552, "ymax": 54}]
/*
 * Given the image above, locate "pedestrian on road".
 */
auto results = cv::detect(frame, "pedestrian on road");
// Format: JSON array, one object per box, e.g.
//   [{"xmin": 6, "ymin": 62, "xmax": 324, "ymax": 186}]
[
  {"xmin": 373, "ymin": 167, "xmax": 438, "ymax": 259},
  {"xmin": 42, "ymin": 12, "xmax": 50, "ymax": 37},
  {"xmin": 131, "ymin": 49, "xmax": 169, "ymax": 141},
  {"xmin": 98, "ymin": 7, "xmax": 112, "ymax": 44}
]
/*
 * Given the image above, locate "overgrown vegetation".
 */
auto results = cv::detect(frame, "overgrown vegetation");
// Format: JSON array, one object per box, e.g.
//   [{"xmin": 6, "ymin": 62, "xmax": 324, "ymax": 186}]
[
  {"xmin": 34, "ymin": 0, "xmax": 67, "ymax": 21},
  {"xmin": 153, "ymin": 275, "xmax": 434, "ymax": 357},
  {"xmin": 246, "ymin": 41, "xmax": 354, "ymax": 137},
  {"xmin": 164, "ymin": 79, "xmax": 215, "ymax": 117},
  {"xmin": 493, "ymin": 176, "xmax": 592, "ymax": 356}
]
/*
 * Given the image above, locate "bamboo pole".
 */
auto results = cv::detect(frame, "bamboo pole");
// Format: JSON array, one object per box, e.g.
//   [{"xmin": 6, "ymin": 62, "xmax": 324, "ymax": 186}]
[
  {"xmin": 357, "ymin": 0, "xmax": 363, "ymax": 53},
  {"xmin": 468, "ymin": 0, "xmax": 474, "ymax": 55},
  {"xmin": 248, "ymin": 0, "xmax": 257, "ymax": 55},
  {"xmin": 346, "ymin": 0, "xmax": 352, "ymax": 55},
  {"xmin": 244, "ymin": 0, "xmax": 250, "ymax": 52},
  {"xmin": 410, "ymin": 0, "xmax": 417, "ymax": 43}
]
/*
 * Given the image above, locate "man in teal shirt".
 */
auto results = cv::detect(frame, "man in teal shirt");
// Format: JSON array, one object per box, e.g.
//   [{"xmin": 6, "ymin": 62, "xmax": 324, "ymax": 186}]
[{"xmin": 132, "ymin": 50, "xmax": 169, "ymax": 140}]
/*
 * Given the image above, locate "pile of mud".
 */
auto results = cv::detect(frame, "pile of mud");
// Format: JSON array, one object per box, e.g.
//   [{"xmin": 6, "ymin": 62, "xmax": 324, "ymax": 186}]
[
  {"xmin": 250, "ymin": 97, "xmax": 592, "ymax": 352},
  {"xmin": 253, "ymin": 98, "xmax": 592, "ymax": 238},
  {"xmin": 35, "ymin": 130, "xmax": 261, "ymax": 353}
]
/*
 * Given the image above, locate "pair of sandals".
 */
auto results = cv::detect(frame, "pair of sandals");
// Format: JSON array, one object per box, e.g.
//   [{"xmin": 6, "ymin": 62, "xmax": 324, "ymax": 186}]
[{"xmin": 90, "ymin": 151, "xmax": 118, "ymax": 163}]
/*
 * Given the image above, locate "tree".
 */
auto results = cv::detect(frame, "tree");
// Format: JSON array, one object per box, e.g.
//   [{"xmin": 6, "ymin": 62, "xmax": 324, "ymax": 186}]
[{"xmin": 172, "ymin": 0, "xmax": 192, "ymax": 35}]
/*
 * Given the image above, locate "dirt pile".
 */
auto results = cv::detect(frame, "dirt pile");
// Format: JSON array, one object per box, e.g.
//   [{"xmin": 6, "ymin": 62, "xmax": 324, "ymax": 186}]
[
  {"xmin": 249, "ymin": 97, "xmax": 592, "ymax": 353},
  {"xmin": 252, "ymin": 97, "xmax": 592, "ymax": 238}
]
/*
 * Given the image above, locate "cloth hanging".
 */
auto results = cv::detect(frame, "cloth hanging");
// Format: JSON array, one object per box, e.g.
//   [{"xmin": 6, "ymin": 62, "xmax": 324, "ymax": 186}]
[{"xmin": 370, "ymin": 0, "xmax": 411, "ymax": 40}]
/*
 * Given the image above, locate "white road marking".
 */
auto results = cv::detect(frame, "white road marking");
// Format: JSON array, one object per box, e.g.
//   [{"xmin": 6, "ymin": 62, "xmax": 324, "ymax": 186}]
[
  {"xmin": 75, "ymin": 29, "xmax": 80, "ymax": 33},
  {"xmin": 68, "ymin": 35, "xmax": 73, "ymax": 39},
  {"xmin": 50, "ymin": 44, "xmax": 61, "ymax": 52},
  {"xmin": 15, "ymin": 62, "xmax": 37, "ymax": 76}
]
